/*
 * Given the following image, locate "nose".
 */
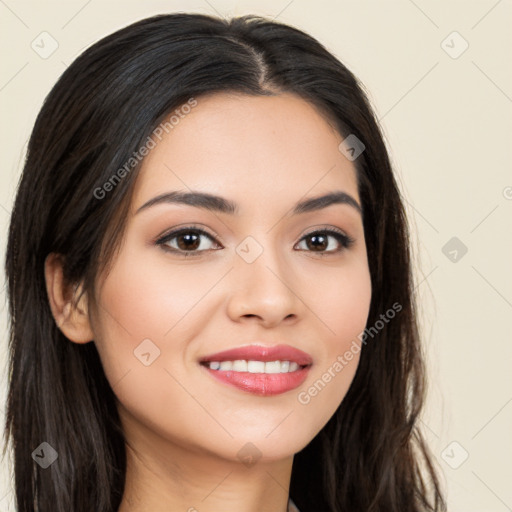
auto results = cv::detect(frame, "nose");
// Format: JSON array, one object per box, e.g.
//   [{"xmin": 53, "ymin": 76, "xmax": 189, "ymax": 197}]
[{"xmin": 225, "ymin": 241, "xmax": 303, "ymax": 327}]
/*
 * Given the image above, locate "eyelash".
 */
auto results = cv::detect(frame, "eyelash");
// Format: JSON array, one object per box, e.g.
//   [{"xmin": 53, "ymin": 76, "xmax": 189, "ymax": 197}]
[{"xmin": 155, "ymin": 224, "xmax": 355, "ymax": 258}]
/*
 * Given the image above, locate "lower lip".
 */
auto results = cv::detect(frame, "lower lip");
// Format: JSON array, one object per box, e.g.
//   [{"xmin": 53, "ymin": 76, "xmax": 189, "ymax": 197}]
[{"xmin": 201, "ymin": 364, "xmax": 311, "ymax": 396}]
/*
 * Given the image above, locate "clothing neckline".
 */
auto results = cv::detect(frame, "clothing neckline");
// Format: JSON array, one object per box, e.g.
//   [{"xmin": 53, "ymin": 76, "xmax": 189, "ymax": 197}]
[{"xmin": 288, "ymin": 497, "xmax": 300, "ymax": 512}]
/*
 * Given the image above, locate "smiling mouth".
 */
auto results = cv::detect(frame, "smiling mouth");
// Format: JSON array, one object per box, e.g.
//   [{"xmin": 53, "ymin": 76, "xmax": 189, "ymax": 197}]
[
  {"xmin": 200, "ymin": 360, "xmax": 309, "ymax": 373},
  {"xmin": 199, "ymin": 359, "xmax": 312, "ymax": 396},
  {"xmin": 198, "ymin": 343, "xmax": 313, "ymax": 396}
]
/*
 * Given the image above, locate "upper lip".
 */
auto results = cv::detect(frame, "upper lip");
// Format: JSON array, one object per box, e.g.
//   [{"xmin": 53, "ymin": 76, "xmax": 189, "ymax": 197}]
[{"xmin": 199, "ymin": 344, "xmax": 313, "ymax": 366}]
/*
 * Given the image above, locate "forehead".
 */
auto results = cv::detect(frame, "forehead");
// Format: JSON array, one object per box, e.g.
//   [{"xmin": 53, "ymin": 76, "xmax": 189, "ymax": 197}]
[{"xmin": 131, "ymin": 92, "xmax": 359, "ymax": 213}]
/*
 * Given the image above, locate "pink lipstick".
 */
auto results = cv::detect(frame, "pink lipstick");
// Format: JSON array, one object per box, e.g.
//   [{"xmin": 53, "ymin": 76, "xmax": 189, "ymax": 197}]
[{"xmin": 199, "ymin": 344, "xmax": 313, "ymax": 396}]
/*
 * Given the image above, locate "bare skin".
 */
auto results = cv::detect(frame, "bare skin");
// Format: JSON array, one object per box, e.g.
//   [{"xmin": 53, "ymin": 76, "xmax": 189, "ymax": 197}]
[{"xmin": 45, "ymin": 91, "xmax": 372, "ymax": 512}]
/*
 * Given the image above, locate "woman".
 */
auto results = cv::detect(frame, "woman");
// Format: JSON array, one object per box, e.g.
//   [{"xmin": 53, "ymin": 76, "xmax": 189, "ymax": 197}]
[{"xmin": 3, "ymin": 12, "xmax": 446, "ymax": 512}]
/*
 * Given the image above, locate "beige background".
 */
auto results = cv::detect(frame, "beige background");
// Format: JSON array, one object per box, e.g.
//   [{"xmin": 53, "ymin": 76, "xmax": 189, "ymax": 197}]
[{"xmin": 1, "ymin": 1, "xmax": 511, "ymax": 510}]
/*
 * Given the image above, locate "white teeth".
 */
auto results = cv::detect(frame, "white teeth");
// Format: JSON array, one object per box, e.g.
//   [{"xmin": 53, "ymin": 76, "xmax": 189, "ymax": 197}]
[
  {"xmin": 264, "ymin": 361, "xmax": 282, "ymax": 374},
  {"xmin": 204, "ymin": 360, "xmax": 304, "ymax": 373},
  {"xmin": 247, "ymin": 360, "xmax": 265, "ymax": 373},
  {"xmin": 232, "ymin": 360, "xmax": 247, "ymax": 372}
]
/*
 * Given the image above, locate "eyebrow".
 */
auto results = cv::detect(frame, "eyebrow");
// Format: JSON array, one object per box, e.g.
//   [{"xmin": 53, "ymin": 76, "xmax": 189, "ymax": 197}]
[{"xmin": 135, "ymin": 190, "xmax": 362, "ymax": 216}]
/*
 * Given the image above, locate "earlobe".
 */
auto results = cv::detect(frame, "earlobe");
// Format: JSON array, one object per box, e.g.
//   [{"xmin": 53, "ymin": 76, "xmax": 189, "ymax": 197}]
[{"xmin": 44, "ymin": 253, "xmax": 95, "ymax": 344}]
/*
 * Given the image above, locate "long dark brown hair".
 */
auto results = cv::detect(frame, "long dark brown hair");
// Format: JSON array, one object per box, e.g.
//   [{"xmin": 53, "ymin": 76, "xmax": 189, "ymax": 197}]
[{"xmin": 2, "ymin": 12, "xmax": 446, "ymax": 512}]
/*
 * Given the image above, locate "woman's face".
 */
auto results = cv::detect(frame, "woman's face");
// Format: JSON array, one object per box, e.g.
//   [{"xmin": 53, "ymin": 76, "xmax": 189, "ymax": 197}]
[{"xmin": 90, "ymin": 91, "xmax": 372, "ymax": 462}]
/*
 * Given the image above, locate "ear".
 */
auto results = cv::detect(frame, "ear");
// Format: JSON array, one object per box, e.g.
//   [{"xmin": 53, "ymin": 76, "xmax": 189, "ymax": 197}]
[{"xmin": 44, "ymin": 252, "xmax": 95, "ymax": 343}]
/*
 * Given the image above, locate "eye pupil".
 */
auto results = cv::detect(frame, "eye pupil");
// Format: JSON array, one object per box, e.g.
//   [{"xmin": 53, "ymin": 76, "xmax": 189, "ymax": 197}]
[
  {"xmin": 307, "ymin": 234, "xmax": 327, "ymax": 251},
  {"xmin": 177, "ymin": 233, "xmax": 200, "ymax": 250}
]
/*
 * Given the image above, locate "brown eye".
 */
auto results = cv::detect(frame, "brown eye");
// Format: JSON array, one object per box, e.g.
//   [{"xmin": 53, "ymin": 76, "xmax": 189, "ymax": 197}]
[
  {"xmin": 156, "ymin": 227, "xmax": 220, "ymax": 256},
  {"xmin": 295, "ymin": 229, "xmax": 354, "ymax": 255}
]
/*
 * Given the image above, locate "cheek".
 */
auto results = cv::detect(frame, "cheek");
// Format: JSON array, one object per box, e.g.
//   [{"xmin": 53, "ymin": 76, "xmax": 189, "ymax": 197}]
[
  {"xmin": 89, "ymin": 247, "xmax": 181, "ymax": 385},
  {"xmin": 90, "ymin": 249, "xmax": 207, "ymax": 442},
  {"xmin": 297, "ymin": 261, "xmax": 371, "ymax": 426},
  {"xmin": 93, "ymin": 244, "xmax": 215, "ymax": 356},
  {"xmin": 311, "ymin": 259, "xmax": 372, "ymax": 353}
]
